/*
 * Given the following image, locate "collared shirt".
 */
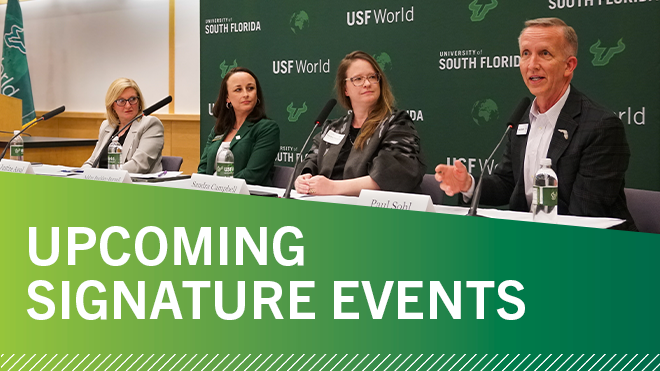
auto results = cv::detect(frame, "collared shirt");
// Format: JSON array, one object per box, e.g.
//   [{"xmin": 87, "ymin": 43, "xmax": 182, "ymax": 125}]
[
  {"xmin": 522, "ymin": 86, "xmax": 570, "ymax": 206},
  {"xmin": 462, "ymin": 86, "xmax": 571, "ymax": 206}
]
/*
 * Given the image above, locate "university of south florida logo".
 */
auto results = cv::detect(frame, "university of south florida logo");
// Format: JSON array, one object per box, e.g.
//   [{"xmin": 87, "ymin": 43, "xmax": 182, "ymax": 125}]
[
  {"xmin": 4, "ymin": 25, "xmax": 27, "ymax": 54},
  {"xmin": 589, "ymin": 39, "xmax": 625, "ymax": 66},
  {"xmin": 469, "ymin": 0, "xmax": 498, "ymax": 22},
  {"xmin": 287, "ymin": 102, "xmax": 308, "ymax": 122},
  {"xmin": 290, "ymin": 11, "xmax": 310, "ymax": 34},
  {"xmin": 219, "ymin": 59, "xmax": 238, "ymax": 77}
]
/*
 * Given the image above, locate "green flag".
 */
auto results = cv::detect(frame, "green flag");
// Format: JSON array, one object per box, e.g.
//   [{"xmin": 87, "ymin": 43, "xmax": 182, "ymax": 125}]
[{"xmin": 2, "ymin": 0, "xmax": 36, "ymax": 125}]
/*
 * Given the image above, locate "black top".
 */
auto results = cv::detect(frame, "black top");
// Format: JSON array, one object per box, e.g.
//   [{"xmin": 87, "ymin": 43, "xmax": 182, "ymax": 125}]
[
  {"xmin": 330, "ymin": 126, "xmax": 360, "ymax": 180},
  {"xmin": 98, "ymin": 127, "xmax": 128, "ymax": 169}
]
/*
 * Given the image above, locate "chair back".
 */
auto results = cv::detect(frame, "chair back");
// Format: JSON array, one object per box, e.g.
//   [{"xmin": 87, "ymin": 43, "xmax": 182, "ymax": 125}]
[
  {"xmin": 624, "ymin": 188, "xmax": 660, "ymax": 234},
  {"xmin": 273, "ymin": 165, "xmax": 294, "ymax": 189},
  {"xmin": 161, "ymin": 156, "xmax": 183, "ymax": 171},
  {"xmin": 420, "ymin": 173, "xmax": 444, "ymax": 205}
]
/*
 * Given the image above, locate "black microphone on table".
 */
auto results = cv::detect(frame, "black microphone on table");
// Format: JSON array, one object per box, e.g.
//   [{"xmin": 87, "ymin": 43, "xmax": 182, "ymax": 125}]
[
  {"xmin": 1, "ymin": 106, "xmax": 66, "ymax": 160},
  {"xmin": 467, "ymin": 96, "xmax": 531, "ymax": 217},
  {"xmin": 283, "ymin": 98, "xmax": 337, "ymax": 199},
  {"xmin": 90, "ymin": 96, "xmax": 172, "ymax": 168}
]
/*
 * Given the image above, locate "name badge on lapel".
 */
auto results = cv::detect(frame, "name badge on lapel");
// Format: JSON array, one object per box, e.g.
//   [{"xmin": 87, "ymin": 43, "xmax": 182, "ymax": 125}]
[
  {"xmin": 323, "ymin": 130, "xmax": 345, "ymax": 145},
  {"xmin": 517, "ymin": 124, "xmax": 529, "ymax": 136}
]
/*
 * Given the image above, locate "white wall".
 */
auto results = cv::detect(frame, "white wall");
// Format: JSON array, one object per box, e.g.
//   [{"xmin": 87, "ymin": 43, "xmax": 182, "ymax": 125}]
[
  {"xmin": 0, "ymin": 0, "xmax": 200, "ymax": 114},
  {"xmin": 174, "ymin": 0, "xmax": 199, "ymax": 114}
]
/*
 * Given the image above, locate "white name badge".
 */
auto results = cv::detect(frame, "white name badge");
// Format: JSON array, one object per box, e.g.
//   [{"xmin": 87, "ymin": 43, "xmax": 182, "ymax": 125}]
[
  {"xmin": 358, "ymin": 189, "xmax": 435, "ymax": 212},
  {"xmin": 189, "ymin": 173, "xmax": 249, "ymax": 195},
  {"xmin": 517, "ymin": 124, "xmax": 529, "ymax": 136},
  {"xmin": 77, "ymin": 168, "xmax": 132, "ymax": 183},
  {"xmin": 0, "ymin": 159, "xmax": 35, "ymax": 174},
  {"xmin": 323, "ymin": 130, "xmax": 345, "ymax": 145}
]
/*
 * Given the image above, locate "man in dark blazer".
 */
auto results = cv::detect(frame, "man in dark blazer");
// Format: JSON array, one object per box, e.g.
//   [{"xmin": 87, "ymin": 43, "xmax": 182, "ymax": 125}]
[{"xmin": 435, "ymin": 17, "xmax": 636, "ymax": 231}]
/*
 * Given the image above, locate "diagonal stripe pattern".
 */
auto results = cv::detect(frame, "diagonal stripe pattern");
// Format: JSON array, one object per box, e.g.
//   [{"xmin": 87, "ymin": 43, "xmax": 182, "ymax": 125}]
[{"xmin": 0, "ymin": 355, "xmax": 655, "ymax": 371}]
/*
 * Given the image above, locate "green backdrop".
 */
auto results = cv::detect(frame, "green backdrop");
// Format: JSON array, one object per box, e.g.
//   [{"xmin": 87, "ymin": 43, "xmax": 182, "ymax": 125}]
[{"xmin": 199, "ymin": 0, "xmax": 660, "ymax": 197}]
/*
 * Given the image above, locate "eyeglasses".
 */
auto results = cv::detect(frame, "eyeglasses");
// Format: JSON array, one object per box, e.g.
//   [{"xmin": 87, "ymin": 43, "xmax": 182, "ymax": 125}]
[
  {"xmin": 346, "ymin": 73, "xmax": 380, "ymax": 87},
  {"xmin": 115, "ymin": 96, "xmax": 139, "ymax": 107}
]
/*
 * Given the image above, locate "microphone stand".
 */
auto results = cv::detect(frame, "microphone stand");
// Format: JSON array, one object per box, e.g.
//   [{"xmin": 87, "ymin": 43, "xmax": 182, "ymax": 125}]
[
  {"xmin": 90, "ymin": 113, "xmax": 144, "ymax": 168},
  {"xmin": 283, "ymin": 126, "xmax": 319, "ymax": 199},
  {"xmin": 467, "ymin": 125, "xmax": 512, "ymax": 217},
  {"xmin": 1, "ymin": 117, "xmax": 41, "ymax": 159}
]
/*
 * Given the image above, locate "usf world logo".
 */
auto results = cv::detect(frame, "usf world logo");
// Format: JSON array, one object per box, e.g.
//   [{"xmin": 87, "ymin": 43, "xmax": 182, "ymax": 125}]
[
  {"xmin": 469, "ymin": 0, "xmax": 498, "ymax": 22},
  {"xmin": 4, "ymin": 25, "xmax": 27, "ymax": 54},
  {"xmin": 287, "ymin": 102, "xmax": 308, "ymax": 122},
  {"xmin": 219, "ymin": 59, "xmax": 238, "ymax": 78},
  {"xmin": 589, "ymin": 39, "xmax": 625, "ymax": 67}
]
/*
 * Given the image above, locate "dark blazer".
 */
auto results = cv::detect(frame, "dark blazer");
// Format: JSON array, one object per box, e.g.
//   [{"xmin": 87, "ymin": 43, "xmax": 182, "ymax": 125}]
[
  {"xmin": 299, "ymin": 110, "xmax": 425, "ymax": 193},
  {"xmin": 479, "ymin": 86, "xmax": 636, "ymax": 231},
  {"xmin": 198, "ymin": 118, "xmax": 280, "ymax": 186}
]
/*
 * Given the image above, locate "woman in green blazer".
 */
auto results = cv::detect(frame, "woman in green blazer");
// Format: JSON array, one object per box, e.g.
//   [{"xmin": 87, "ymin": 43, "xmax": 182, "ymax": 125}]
[{"xmin": 198, "ymin": 67, "xmax": 280, "ymax": 186}]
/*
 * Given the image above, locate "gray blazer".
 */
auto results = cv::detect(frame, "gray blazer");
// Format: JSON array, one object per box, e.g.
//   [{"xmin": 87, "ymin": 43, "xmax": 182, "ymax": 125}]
[
  {"xmin": 299, "ymin": 110, "xmax": 425, "ymax": 193},
  {"xmin": 82, "ymin": 115, "xmax": 164, "ymax": 173}
]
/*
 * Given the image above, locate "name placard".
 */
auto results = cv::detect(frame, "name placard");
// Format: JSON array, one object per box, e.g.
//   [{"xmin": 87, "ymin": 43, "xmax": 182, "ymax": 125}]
[
  {"xmin": 358, "ymin": 189, "xmax": 435, "ymax": 212},
  {"xmin": 75, "ymin": 168, "xmax": 132, "ymax": 183},
  {"xmin": 0, "ymin": 159, "xmax": 35, "ymax": 175},
  {"xmin": 188, "ymin": 173, "xmax": 249, "ymax": 195}
]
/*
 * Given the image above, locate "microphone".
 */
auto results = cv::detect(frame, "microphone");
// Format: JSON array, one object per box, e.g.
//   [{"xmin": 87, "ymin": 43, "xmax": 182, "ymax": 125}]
[
  {"xmin": 90, "ymin": 96, "xmax": 172, "ymax": 168},
  {"xmin": 283, "ymin": 98, "xmax": 337, "ymax": 199},
  {"xmin": 40, "ymin": 106, "xmax": 66, "ymax": 121},
  {"xmin": 467, "ymin": 97, "xmax": 531, "ymax": 217},
  {"xmin": 2, "ymin": 106, "xmax": 66, "ymax": 160},
  {"xmin": 143, "ymin": 96, "xmax": 173, "ymax": 116}
]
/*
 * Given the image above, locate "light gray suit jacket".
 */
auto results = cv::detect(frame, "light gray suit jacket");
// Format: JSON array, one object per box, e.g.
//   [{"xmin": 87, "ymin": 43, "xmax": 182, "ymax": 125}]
[{"xmin": 82, "ymin": 115, "xmax": 164, "ymax": 173}]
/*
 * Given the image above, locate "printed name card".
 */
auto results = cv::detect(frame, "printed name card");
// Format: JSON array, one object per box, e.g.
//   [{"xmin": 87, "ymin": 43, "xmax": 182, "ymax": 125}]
[
  {"xmin": 188, "ymin": 173, "xmax": 250, "ymax": 195},
  {"xmin": 76, "ymin": 168, "xmax": 132, "ymax": 183},
  {"xmin": 358, "ymin": 189, "xmax": 435, "ymax": 212},
  {"xmin": 0, "ymin": 159, "xmax": 35, "ymax": 174}
]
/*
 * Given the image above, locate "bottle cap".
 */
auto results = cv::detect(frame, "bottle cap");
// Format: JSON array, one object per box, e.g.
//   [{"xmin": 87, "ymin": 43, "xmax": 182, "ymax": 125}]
[{"xmin": 541, "ymin": 158, "xmax": 552, "ymax": 166}]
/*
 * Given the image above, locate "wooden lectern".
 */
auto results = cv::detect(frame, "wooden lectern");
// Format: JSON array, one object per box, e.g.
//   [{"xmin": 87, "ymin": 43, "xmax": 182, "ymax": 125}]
[{"xmin": 0, "ymin": 94, "xmax": 21, "ymax": 133}]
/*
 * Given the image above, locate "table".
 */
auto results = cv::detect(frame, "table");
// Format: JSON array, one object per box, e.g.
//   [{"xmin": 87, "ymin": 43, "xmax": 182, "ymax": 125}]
[
  {"xmin": 23, "ymin": 164, "xmax": 624, "ymax": 229},
  {"xmin": 141, "ymin": 177, "xmax": 624, "ymax": 229},
  {"xmin": 0, "ymin": 136, "xmax": 97, "ymax": 167}
]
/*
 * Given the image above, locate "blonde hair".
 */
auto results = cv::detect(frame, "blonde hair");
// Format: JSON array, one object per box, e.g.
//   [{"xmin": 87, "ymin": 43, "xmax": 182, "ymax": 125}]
[
  {"xmin": 335, "ymin": 51, "xmax": 395, "ymax": 150},
  {"xmin": 519, "ymin": 17, "xmax": 578, "ymax": 57},
  {"xmin": 105, "ymin": 78, "xmax": 145, "ymax": 127}
]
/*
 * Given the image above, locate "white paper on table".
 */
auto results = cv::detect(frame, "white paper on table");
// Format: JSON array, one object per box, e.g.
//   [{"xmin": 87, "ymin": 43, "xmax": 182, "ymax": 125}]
[
  {"xmin": 129, "ymin": 171, "xmax": 183, "ymax": 179},
  {"xmin": 432, "ymin": 205, "xmax": 624, "ymax": 229},
  {"xmin": 32, "ymin": 165, "xmax": 73, "ymax": 176}
]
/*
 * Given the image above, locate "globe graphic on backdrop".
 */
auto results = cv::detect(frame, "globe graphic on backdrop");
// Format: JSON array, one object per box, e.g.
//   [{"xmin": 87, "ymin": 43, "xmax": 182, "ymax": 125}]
[
  {"xmin": 471, "ymin": 99, "xmax": 499, "ymax": 126},
  {"xmin": 374, "ymin": 52, "xmax": 392, "ymax": 71},
  {"xmin": 290, "ymin": 11, "xmax": 310, "ymax": 33}
]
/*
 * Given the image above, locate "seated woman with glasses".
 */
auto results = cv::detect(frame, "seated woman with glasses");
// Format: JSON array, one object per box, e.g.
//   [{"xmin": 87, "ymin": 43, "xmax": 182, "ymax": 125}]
[
  {"xmin": 294, "ymin": 50, "xmax": 425, "ymax": 196},
  {"xmin": 197, "ymin": 67, "xmax": 280, "ymax": 185},
  {"xmin": 82, "ymin": 78, "xmax": 164, "ymax": 173}
]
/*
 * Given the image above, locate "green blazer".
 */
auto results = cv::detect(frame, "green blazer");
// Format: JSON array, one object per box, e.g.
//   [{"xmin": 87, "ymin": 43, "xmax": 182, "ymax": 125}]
[{"xmin": 198, "ymin": 118, "xmax": 280, "ymax": 186}]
